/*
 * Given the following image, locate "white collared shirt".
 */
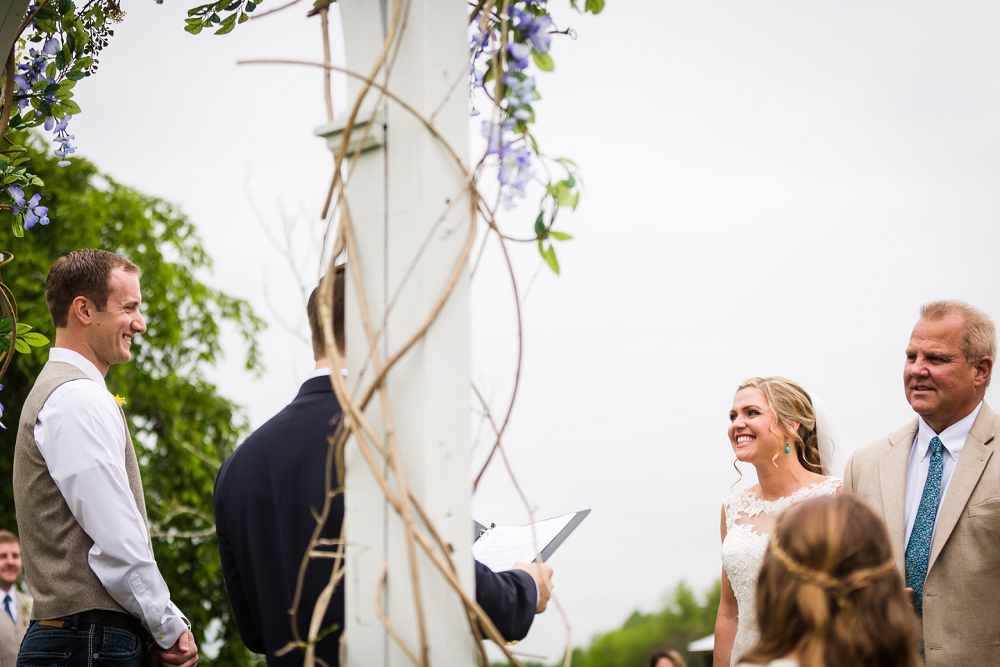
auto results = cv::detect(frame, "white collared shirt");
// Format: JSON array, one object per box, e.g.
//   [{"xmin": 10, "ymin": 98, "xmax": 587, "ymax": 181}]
[
  {"xmin": 903, "ymin": 401, "xmax": 983, "ymax": 547},
  {"xmin": 34, "ymin": 348, "xmax": 188, "ymax": 649}
]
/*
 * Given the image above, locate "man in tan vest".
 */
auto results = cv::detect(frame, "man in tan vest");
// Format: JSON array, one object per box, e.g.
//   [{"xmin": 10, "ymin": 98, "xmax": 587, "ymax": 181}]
[
  {"xmin": 13, "ymin": 249, "xmax": 198, "ymax": 667},
  {"xmin": 0, "ymin": 531, "xmax": 30, "ymax": 667},
  {"xmin": 844, "ymin": 300, "xmax": 1000, "ymax": 666}
]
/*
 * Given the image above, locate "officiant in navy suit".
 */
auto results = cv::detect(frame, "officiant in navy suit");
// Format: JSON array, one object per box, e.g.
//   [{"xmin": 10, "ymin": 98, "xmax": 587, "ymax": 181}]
[{"xmin": 214, "ymin": 267, "xmax": 552, "ymax": 666}]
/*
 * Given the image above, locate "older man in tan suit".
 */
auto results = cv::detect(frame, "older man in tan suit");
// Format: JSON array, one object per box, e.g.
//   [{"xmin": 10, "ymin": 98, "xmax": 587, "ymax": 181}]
[{"xmin": 844, "ymin": 300, "xmax": 1000, "ymax": 666}]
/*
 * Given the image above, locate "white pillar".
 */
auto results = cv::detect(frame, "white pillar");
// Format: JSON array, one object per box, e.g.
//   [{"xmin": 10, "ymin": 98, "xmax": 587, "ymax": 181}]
[{"xmin": 314, "ymin": 0, "xmax": 474, "ymax": 664}]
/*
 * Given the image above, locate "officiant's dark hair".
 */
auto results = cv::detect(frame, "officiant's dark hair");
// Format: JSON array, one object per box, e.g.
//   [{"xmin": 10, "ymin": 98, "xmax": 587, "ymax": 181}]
[
  {"xmin": 742, "ymin": 495, "xmax": 920, "ymax": 667},
  {"xmin": 307, "ymin": 265, "xmax": 345, "ymax": 359},
  {"xmin": 45, "ymin": 249, "xmax": 140, "ymax": 328}
]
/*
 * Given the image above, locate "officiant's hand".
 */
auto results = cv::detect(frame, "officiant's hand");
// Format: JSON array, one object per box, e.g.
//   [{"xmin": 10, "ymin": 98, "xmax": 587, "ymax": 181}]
[{"xmin": 514, "ymin": 562, "xmax": 554, "ymax": 613}]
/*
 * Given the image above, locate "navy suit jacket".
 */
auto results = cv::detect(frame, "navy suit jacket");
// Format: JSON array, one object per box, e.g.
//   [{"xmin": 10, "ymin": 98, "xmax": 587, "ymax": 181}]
[{"xmin": 215, "ymin": 375, "xmax": 538, "ymax": 666}]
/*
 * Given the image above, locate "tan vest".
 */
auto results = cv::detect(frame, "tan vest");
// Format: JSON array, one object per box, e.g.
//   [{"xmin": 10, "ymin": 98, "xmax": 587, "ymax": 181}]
[{"xmin": 13, "ymin": 360, "xmax": 150, "ymax": 620}]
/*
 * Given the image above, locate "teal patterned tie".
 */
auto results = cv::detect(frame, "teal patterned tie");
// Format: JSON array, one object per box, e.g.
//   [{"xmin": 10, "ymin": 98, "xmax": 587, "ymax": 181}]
[{"xmin": 905, "ymin": 435, "xmax": 944, "ymax": 618}]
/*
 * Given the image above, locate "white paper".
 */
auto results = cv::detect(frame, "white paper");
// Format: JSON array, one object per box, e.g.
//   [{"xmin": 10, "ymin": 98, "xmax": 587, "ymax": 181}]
[{"xmin": 471, "ymin": 513, "xmax": 577, "ymax": 572}]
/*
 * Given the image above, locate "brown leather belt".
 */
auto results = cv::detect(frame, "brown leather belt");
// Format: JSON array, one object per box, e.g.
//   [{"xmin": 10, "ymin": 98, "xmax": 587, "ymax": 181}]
[{"xmin": 42, "ymin": 610, "xmax": 146, "ymax": 639}]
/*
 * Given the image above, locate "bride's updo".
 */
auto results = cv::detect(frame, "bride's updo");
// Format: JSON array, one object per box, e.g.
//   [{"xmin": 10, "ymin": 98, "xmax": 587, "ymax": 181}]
[{"xmin": 737, "ymin": 377, "xmax": 823, "ymax": 474}]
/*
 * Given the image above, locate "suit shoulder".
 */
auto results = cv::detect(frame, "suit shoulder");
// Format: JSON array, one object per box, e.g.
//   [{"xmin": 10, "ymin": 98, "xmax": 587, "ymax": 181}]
[{"xmin": 852, "ymin": 420, "xmax": 916, "ymax": 463}]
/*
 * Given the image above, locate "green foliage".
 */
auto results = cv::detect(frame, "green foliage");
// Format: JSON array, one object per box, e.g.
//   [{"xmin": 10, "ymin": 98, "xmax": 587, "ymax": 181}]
[
  {"xmin": 0, "ymin": 317, "xmax": 50, "ymax": 354},
  {"xmin": 493, "ymin": 581, "xmax": 720, "ymax": 667},
  {"xmin": 573, "ymin": 581, "xmax": 720, "ymax": 667},
  {"xmin": 0, "ymin": 132, "xmax": 264, "ymax": 667},
  {"xmin": 185, "ymin": 0, "xmax": 260, "ymax": 35}
]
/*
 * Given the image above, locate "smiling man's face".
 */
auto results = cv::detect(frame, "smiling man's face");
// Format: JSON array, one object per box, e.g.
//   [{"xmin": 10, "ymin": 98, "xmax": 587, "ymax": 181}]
[
  {"xmin": 904, "ymin": 314, "xmax": 987, "ymax": 433},
  {"xmin": 86, "ymin": 267, "xmax": 145, "ymax": 375}
]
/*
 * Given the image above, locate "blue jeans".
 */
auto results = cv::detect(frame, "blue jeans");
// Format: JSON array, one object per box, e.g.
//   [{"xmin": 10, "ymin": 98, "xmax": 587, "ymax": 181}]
[{"xmin": 18, "ymin": 616, "xmax": 147, "ymax": 667}]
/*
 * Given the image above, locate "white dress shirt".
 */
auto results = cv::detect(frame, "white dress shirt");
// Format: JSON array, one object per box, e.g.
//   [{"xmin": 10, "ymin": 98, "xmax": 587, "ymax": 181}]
[
  {"xmin": 34, "ymin": 348, "xmax": 188, "ymax": 648},
  {"xmin": 903, "ymin": 401, "xmax": 983, "ymax": 548}
]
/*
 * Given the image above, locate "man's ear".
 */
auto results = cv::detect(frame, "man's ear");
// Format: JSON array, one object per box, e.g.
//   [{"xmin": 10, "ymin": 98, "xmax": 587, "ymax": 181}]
[
  {"xmin": 68, "ymin": 296, "xmax": 94, "ymax": 326},
  {"xmin": 974, "ymin": 356, "xmax": 993, "ymax": 388}
]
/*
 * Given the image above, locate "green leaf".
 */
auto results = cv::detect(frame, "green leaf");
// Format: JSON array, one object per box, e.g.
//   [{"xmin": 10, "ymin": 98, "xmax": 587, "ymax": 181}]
[
  {"xmin": 55, "ymin": 50, "xmax": 67, "ymax": 70},
  {"xmin": 209, "ymin": 12, "xmax": 221, "ymax": 23},
  {"xmin": 585, "ymin": 0, "xmax": 605, "ymax": 13},
  {"xmin": 31, "ymin": 177, "xmax": 44, "ymax": 186},
  {"xmin": 14, "ymin": 339, "xmax": 30, "ymax": 354},
  {"xmin": 538, "ymin": 241, "xmax": 560, "ymax": 274},
  {"xmin": 21, "ymin": 332, "xmax": 51, "ymax": 347},
  {"xmin": 534, "ymin": 211, "xmax": 545, "ymax": 236},
  {"xmin": 549, "ymin": 231, "xmax": 573, "ymax": 241},
  {"xmin": 238, "ymin": 12, "xmax": 249, "ymax": 23},
  {"xmin": 43, "ymin": 83, "xmax": 61, "ymax": 96},
  {"xmin": 16, "ymin": 323, "xmax": 32, "ymax": 334},
  {"xmin": 215, "ymin": 13, "xmax": 237, "ymax": 34},
  {"xmin": 184, "ymin": 23, "xmax": 204, "ymax": 34},
  {"xmin": 0, "ymin": 318, "xmax": 11, "ymax": 334},
  {"xmin": 532, "ymin": 51, "xmax": 554, "ymax": 72},
  {"xmin": 66, "ymin": 71, "xmax": 86, "ymax": 81},
  {"xmin": 45, "ymin": 62, "xmax": 57, "ymax": 80},
  {"xmin": 245, "ymin": 0, "xmax": 257, "ymax": 11},
  {"xmin": 75, "ymin": 57, "xmax": 95, "ymax": 70},
  {"xmin": 225, "ymin": 0, "xmax": 242, "ymax": 9},
  {"xmin": 60, "ymin": 99, "xmax": 82, "ymax": 115}
]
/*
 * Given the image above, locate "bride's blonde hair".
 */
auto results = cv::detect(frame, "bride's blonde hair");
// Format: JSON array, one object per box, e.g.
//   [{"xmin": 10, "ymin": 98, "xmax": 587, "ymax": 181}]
[
  {"xmin": 740, "ymin": 495, "xmax": 920, "ymax": 667},
  {"xmin": 738, "ymin": 377, "xmax": 823, "ymax": 473}
]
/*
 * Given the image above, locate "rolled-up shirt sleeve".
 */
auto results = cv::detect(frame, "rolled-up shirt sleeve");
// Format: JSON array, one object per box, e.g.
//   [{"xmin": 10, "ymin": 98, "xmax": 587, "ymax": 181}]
[{"xmin": 35, "ymin": 380, "xmax": 188, "ymax": 649}]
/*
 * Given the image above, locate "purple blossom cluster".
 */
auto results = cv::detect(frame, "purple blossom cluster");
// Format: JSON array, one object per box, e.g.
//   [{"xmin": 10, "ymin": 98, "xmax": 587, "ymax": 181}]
[
  {"xmin": 13, "ymin": 36, "xmax": 78, "ymax": 167},
  {"xmin": 471, "ymin": 2, "xmax": 555, "ymax": 207},
  {"xmin": 8, "ymin": 186, "xmax": 49, "ymax": 229}
]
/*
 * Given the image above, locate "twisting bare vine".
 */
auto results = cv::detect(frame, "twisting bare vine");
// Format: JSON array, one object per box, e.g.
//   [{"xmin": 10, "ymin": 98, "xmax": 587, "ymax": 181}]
[{"xmin": 232, "ymin": 1, "xmax": 603, "ymax": 665}]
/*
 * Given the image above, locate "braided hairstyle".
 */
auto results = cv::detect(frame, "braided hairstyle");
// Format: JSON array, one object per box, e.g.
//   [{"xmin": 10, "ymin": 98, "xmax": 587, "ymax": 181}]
[
  {"xmin": 740, "ymin": 495, "xmax": 921, "ymax": 667},
  {"xmin": 738, "ymin": 377, "xmax": 824, "ymax": 474}
]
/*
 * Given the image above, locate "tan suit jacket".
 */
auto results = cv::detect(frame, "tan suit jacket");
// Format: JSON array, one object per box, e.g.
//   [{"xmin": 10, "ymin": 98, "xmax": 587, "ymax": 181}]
[
  {"xmin": 0, "ymin": 588, "xmax": 31, "ymax": 667},
  {"xmin": 843, "ymin": 402, "xmax": 1000, "ymax": 666}
]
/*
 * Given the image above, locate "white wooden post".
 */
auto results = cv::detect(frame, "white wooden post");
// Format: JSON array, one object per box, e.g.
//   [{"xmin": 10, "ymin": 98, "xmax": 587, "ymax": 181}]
[
  {"xmin": 314, "ymin": 0, "xmax": 474, "ymax": 664},
  {"xmin": 0, "ymin": 0, "xmax": 31, "ymax": 64}
]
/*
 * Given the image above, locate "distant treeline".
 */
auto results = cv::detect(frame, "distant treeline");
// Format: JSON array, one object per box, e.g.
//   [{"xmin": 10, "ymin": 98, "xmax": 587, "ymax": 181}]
[{"xmin": 500, "ymin": 580, "xmax": 721, "ymax": 667}]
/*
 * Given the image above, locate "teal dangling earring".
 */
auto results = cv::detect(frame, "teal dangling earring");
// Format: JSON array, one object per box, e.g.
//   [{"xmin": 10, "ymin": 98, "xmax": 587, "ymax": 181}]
[{"xmin": 785, "ymin": 441, "xmax": 791, "ymax": 454}]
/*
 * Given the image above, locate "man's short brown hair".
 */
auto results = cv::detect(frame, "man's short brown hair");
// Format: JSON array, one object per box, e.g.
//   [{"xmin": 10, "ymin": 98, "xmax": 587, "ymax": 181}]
[
  {"xmin": 0, "ymin": 530, "xmax": 19, "ymax": 545},
  {"xmin": 45, "ymin": 249, "xmax": 140, "ymax": 328},
  {"xmin": 307, "ymin": 265, "xmax": 345, "ymax": 360}
]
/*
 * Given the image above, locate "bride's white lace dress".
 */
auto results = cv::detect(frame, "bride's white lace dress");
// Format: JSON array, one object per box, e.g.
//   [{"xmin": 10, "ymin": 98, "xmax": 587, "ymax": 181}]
[{"xmin": 721, "ymin": 477, "xmax": 841, "ymax": 666}]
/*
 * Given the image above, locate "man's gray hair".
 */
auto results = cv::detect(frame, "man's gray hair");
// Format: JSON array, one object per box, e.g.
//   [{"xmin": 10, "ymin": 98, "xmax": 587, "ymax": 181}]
[{"xmin": 920, "ymin": 300, "xmax": 997, "ymax": 365}]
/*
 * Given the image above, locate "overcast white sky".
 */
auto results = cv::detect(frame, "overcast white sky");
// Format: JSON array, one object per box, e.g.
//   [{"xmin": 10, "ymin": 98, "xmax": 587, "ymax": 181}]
[{"xmin": 70, "ymin": 0, "xmax": 1000, "ymax": 661}]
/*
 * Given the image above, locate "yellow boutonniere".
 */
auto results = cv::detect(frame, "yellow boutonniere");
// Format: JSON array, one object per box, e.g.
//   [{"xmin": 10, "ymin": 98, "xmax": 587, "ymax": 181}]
[{"xmin": 114, "ymin": 394, "xmax": 126, "ymax": 406}]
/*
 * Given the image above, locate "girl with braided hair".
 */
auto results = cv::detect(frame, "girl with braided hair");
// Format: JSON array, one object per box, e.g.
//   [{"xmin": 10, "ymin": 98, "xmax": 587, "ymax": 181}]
[{"xmin": 738, "ymin": 495, "xmax": 920, "ymax": 667}]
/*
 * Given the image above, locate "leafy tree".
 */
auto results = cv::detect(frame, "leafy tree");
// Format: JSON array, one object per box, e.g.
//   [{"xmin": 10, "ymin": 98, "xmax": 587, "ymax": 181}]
[
  {"xmin": 0, "ymin": 132, "xmax": 264, "ymax": 667},
  {"xmin": 572, "ymin": 581, "xmax": 720, "ymax": 667},
  {"xmin": 497, "ymin": 581, "xmax": 720, "ymax": 667}
]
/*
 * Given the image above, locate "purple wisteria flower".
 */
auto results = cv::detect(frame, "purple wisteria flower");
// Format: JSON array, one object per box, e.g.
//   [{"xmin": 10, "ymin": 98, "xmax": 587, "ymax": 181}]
[
  {"xmin": 8, "ymin": 185, "xmax": 50, "ymax": 229},
  {"xmin": 52, "ymin": 116, "xmax": 76, "ymax": 167}
]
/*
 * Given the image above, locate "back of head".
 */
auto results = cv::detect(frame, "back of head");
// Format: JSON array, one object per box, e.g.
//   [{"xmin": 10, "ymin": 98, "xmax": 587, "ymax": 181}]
[
  {"xmin": 306, "ymin": 265, "xmax": 346, "ymax": 361},
  {"xmin": 738, "ymin": 376, "xmax": 823, "ymax": 474},
  {"xmin": 45, "ymin": 249, "xmax": 140, "ymax": 328},
  {"xmin": 741, "ymin": 495, "xmax": 920, "ymax": 667}
]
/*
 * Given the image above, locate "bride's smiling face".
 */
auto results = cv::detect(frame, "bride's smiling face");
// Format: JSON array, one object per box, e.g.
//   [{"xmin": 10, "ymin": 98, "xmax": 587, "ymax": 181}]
[{"xmin": 728, "ymin": 387, "xmax": 785, "ymax": 464}]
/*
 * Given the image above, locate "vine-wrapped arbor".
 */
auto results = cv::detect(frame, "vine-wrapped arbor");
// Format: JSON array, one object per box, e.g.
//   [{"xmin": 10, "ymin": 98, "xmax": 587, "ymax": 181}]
[{"xmin": 314, "ymin": 0, "xmax": 478, "ymax": 664}]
